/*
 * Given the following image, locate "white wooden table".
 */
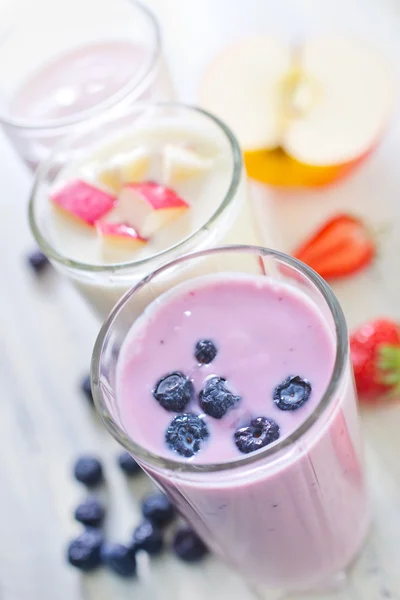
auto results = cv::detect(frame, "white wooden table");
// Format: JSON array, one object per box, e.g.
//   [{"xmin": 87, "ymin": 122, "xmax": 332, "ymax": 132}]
[{"xmin": 1, "ymin": 1, "xmax": 400, "ymax": 599}]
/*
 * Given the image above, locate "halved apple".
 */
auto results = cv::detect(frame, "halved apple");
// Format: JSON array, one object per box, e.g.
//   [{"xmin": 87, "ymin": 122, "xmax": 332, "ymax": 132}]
[
  {"xmin": 97, "ymin": 148, "xmax": 150, "ymax": 194},
  {"xmin": 113, "ymin": 181, "xmax": 190, "ymax": 237},
  {"xmin": 96, "ymin": 221, "xmax": 147, "ymax": 260},
  {"xmin": 50, "ymin": 179, "xmax": 116, "ymax": 225},
  {"xmin": 162, "ymin": 144, "xmax": 212, "ymax": 184},
  {"xmin": 198, "ymin": 35, "xmax": 394, "ymax": 187}
]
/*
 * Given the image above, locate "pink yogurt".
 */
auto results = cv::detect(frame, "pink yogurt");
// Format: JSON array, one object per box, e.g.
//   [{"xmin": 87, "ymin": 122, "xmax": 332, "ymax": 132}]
[
  {"xmin": 10, "ymin": 41, "xmax": 151, "ymax": 122},
  {"xmin": 116, "ymin": 274, "xmax": 369, "ymax": 589}
]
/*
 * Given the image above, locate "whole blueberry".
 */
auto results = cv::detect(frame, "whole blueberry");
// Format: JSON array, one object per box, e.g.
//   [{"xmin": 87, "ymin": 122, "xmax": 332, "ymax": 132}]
[
  {"xmin": 165, "ymin": 414, "xmax": 209, "ymax": 458},
  {"xmin": 67, "ymin": 528, "xmax": 104, "ymax": 571},
  {"xmin": 194, "ymin": 339, "xmax": 218, "ymax": 364},
  {"xmin": 27, "ymin": 250, "xmax": 50, "ymax": 274},
  {"xmin": 235, "ymin": 417, "xmax": 280, "ymax": 454},
  {"xmin": 117, "ymin": 451, "xmax": 141, "ymax": 477},
  {"xmin": 73, "ymin": 456, "xmax": 103, "ymax": 487},
  {"xmin": 100, "ymin": 542, "xmax": 136, "ymax": 577},
  {"xmin": 80, "ymin": 374, "xmax": 93, "ymax": 404},
  {"xmin": 132, "ymin": 520, "xmax": 163, "ymax": 556},
  {"xmin": 74, "ymin": 497, "xmax": 105, "ymax": 527},
  {"xmin": 273, "ymin": 376, "xmax": 312, "ymax": 411},
  {"xmin": 172, "ymin": 526, "xmax": 208, "ymax": 562},
  {"xmin": 199, "ymin": 377, "xmax": 241, "ymax": 419},
  {"xmin": 141, "ymin": 493, "xmax": 175, "ymax": 528},
  {"xmin": 153, "ymin": 372, "xmax": 194, "ymax": 412}
]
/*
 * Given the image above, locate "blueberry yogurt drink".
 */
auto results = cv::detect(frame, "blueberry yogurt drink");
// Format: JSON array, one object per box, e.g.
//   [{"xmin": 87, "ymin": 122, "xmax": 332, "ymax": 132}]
[{"xmin": 92, "ymin": 246, "xmax": 369, "ymax": 593}]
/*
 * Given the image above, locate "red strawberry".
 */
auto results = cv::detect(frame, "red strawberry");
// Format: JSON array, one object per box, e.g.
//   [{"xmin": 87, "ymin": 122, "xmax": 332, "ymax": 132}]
[
  {"xmin": 293, "ymin": 214, "xmax": 375, "ymax": 280},
  {"xmin": 350, "ymin": 319, "xmax": 400, "ymax": 402}
]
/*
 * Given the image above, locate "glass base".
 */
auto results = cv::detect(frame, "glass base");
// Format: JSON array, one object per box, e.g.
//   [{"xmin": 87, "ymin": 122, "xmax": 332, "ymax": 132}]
[
  {"xmin": 248, "ymin": 514, "xmax": 371, "ymax": 600},
  {"xmin": 250, "ymin": 571, "xmax": 350, "ymax": 600}
]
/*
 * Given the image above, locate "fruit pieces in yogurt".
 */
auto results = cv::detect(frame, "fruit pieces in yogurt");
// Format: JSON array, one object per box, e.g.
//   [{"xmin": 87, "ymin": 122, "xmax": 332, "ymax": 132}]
[{"xmin": 49, "ymin": 139, "xmax": 215, "ymax": 263}]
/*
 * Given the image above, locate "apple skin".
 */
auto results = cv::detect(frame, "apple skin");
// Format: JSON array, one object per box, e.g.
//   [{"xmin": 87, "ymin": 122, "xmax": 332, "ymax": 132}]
[
  {"xmin": 127, "ymin": 181, "xmax": 189, "ymax": 210},
  {"xmin": 50, "ymin": 179, "xmax": 116, "ymax": 225},
  {"xmin": 118, "ymin": 182, "xmax": 189, "ymax": 237},
  {"xmin": 96, "ymin": 221, "xmax": 147, "ymax": 250},
  {"xmin": 244, "ymin": 145, "xmax": 374, "ymax": 188}
]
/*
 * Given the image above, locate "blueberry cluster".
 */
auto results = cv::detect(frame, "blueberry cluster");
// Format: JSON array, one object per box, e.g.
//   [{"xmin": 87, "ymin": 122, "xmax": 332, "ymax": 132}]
[
  {"xmin": 67, "ymin": 453, "xmax": 208, "ymax": 575},
  {"xmin": 237, "ymin": 376, "xmax": 312, "ymax": 453},
  {"xmin": 154, "ymin": 338, "xmax": 313, "ymax": 458},
  {"xmin": 154, "ymin": 340, "xmax": 245, "ymax": 458}
]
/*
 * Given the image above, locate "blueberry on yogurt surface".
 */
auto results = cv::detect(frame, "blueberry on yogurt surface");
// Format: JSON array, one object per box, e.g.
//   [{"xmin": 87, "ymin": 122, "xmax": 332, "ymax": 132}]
[
  {"xmin": 165, "ymin": 414, "xmax": 209, "ymax": 458},
  {"xmin": 153, "ymin": 372, "xmax": 194, "ymax": 412},
  {"xmin": 273, "ymin": 376, "xmax": 312, "ymax": 411}
]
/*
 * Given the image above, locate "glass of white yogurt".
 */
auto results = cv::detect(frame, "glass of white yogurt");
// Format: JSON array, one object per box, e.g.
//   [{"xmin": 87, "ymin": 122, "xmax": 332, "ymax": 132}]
[
  {"xmin": 0, "ymin": 0, "xmax": 173, "ymax": 170},
  {"xmin": 29, "ymin": 102, "xmax": 263, "ymax": 318}
]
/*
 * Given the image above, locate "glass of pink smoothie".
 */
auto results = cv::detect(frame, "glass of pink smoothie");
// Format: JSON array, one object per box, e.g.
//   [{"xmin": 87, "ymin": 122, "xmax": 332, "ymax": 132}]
[
  {"xmin": 91, "ymin": 245, "xmax": 369, "ymax": 595},
  {"xmin": 0, "ymin": 0, "xmax": 173, "ymax": 170}
]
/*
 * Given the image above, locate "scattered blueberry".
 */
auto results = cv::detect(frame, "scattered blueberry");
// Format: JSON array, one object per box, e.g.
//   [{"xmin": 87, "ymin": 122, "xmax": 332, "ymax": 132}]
[
  {"xmin": 194, "ymin": 339, "xmax": 218, "ymax": 364},
  {"xmin": 132, "ymin": 520, "xmax": 163, "ymax": 556},
  {"xmin": 273, "ymin": 375, "xmax": 312, "ymax": 411},
  {"xmin": 199, "ymin": 376, "xmax": 241, "ymax": 419},
  {"xmin": 27, "ymin": 249, "xmax": 50, "ymax": 274},
  {"xmin": 165, "ymin": 414, "xmax": 209, "ymax": 458},
  {"xmin": 74, "ymin": 497, "xmax": 105, "ymax": 527},
  {"xmin": 153, "ymin": 372, "xmax": 194, "ymax": 412},
  {"xmin": 141, "ymin": 493, "xmax": 175, "ymax": 528},
  {"xmin": 235, "ymin": 417, "xmax": 280, "ymax": 454},
  {"xmin": 100, "ymin": 542, "xmax": 136, "ymax": 577},
  {"xmin": 172, "ymin": 526, "xmax": 208, "ymax": 562},
  {"xmin": 117, "ymin": 451, "xmax": 141, "ymax": 477},
  {"xmin": 67, "ymin": 528, "xmax": 104, "ymax": 571},
  {"xmin": 73, "ymin": 456, "xmax": 103, "ymax": 487},
  {"xmin": 80, "ymin": 374, "xmax": 93, "ymax": 404}
]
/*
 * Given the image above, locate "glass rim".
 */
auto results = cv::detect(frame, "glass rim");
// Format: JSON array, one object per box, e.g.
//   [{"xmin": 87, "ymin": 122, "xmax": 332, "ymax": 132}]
[
  {"xmin": 0, "ymin": 0, "xmax": 161, "ymax": 130},
  {"xmin": 28, "ymin": 102, "xmax": 243, "ymax": 273},
  {"xmin": 91, "ymin": 244, "xmax": 349, "ymax": 474}
]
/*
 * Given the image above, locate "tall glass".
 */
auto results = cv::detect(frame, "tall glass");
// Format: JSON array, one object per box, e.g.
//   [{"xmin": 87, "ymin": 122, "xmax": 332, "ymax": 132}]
[
  {"xmin": 29, "ymin": 104, "xmax": 261, "ymax": 319},
  {"xmin": 91, "ymin": 245, "xmax": 369, "ymax": 596},
  {"xmin": 0, "ymin": 0, "xmax": 173, "ymax": 169}
]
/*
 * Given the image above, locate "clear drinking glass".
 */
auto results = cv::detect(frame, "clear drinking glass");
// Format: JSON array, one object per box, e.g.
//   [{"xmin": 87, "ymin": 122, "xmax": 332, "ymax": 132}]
[
  {"xmin": 0, "ymin": 0, "xmax": 173, "ymax": 170},
  {"xmin": 91, "ymin": 245, "xmax": 369, "ymax": 597},
  {"xmin": 29, "ymin": 103, "xmax": 261, "ymax": 319}
]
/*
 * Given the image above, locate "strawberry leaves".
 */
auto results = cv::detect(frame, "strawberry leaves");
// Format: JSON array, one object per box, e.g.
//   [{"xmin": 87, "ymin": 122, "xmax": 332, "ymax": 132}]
[{"xmin": 377, "ymin": 345, "xmax": 400, "ymax": 394}]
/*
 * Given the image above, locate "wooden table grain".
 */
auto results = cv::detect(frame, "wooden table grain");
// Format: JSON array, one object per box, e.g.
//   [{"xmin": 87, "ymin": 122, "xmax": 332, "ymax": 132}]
[{"xmin": 1, "ymin": 1, "xmax": 400, "ymax": 599}]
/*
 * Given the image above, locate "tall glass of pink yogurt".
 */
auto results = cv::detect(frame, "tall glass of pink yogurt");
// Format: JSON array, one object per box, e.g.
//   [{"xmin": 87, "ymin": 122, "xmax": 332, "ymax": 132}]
[
  {"xmin": 29, "ymin": 104, "xmax": 261, "ymax": 319},
  {"xmin": 0, "ymin": 0, "xmax": 173, "ymax": 170},
  {"xmin": 91, "ymin": 245, "xmax": 369, "ymax": 596}
]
